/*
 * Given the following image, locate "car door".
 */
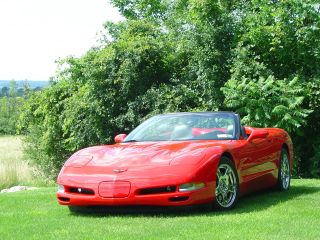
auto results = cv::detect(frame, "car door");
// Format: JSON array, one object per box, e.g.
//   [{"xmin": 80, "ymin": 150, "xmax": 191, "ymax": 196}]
[{"xmin": 238, "ymin": 134, "xmax": 276, "ymax": 183}]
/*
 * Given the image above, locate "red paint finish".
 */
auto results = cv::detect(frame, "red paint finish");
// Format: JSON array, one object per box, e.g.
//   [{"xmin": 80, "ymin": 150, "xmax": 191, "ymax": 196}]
[
  {"xmin": 98, "ymin": 181, "xmax": 131, "ymax": 198},
  {"xmin": 57, "ymin": 113, "xmax": 293, "ymax": 207},
  {"xmin": 114, "ymin": 134, "xmax": 127, "ymax": 143}
]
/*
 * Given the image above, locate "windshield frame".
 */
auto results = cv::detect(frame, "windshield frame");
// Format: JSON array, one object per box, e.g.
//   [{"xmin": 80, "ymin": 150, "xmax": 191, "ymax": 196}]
[{"xmin": 123, "ymin": 112, "xmax": 241, "ymax": 142}]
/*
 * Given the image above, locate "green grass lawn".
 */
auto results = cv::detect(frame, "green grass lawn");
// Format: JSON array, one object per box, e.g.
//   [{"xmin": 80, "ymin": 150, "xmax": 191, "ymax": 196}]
[{"xmin": 0, "ymin": 179, "xmax": 319, "ymax": 240}]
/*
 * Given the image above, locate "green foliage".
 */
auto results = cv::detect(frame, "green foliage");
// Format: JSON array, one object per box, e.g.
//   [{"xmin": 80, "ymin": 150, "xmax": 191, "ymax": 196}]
[
  {"xmin": 222, "ymin": 0, "xmax": 320, "ymax": 177},
  {"xmin": 0, "ymin": 97, "xmax": 25, "ymax": 135},
  {"xmin": 0, "ymin": 80, "xmax": 40, "ymax": 135},
  {"xmin": 19, "ymin": 0, "xmax": 320, "ymax": 178},
  {"xmin": 19, "ymin": 21, "xmax": 174, "ymax": 176},
  {"xmin": 0, "ymin": 80, "xmax": 40, "ymax": 98},
  {"xmin": 112, "ymin": 0, "xmax": 168, "ymax": 21},
  {"xmin": 239, "ymin": 0, "xmax": 320, "ymax": 79},
  {"xmin": 222, "ymin": 75, "xmax": 311, "ymax": 133}
]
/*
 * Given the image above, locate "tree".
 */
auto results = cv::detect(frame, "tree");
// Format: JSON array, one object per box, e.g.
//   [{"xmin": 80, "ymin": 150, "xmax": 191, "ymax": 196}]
[
  {"xmin": 1, "ymin": 87, "xmax": 9, "ymax": 97},
  {"xmin": 9, "ymin": 79, "xmax": 17, "ymax": 98},
  {"xmin": 222, "ymin": 0, "xmax": 320, "ymax": 177},
  {"xmin": 0, "ymin": 80, "xmax": 26, "ymax": 135},
  {"xmin": 19, "ymin": 0, "xmax": 320, "ymax": 178},
  {"xmin": 22, "ymin": 80, "xmax": 31, "ymax": 99}
]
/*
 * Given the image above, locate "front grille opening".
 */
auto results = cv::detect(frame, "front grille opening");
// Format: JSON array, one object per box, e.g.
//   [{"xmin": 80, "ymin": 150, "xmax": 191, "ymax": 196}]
[
  {"xmin": 137, "ymin": 185, "xmax": 176, "ymax": 195},
  {"xmin": 58, "ymin": 197, "xmax": 70, "ymax": 202},
  {"xmin": 168, "ymin": 196, "xmax": 189, "ymax": 202},
  {"xmin": 69, "ymin": 187, "xmax": 94, "ymax": 195}
]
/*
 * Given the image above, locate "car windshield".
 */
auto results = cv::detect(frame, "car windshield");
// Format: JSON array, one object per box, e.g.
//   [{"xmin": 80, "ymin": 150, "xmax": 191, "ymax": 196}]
[{"xmin": 124, "ymin": 113, "xmax": 236, "ymax": 142}]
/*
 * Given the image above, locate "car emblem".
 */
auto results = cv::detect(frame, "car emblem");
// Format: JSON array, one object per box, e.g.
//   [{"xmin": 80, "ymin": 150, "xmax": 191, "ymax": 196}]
[{"xmin": 113, "ymin": 168, "xmax": 128, "ymax": 173}]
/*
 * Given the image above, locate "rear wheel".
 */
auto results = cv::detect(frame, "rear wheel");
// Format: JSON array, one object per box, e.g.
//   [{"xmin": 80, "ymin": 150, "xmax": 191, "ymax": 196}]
[
  {"xmin": 214, "ymin": 157, "xmax": 239, "ymax": 210},
  {"xmin": 277, "ymin": 148, "xmax": 291, "ymax": 191}
]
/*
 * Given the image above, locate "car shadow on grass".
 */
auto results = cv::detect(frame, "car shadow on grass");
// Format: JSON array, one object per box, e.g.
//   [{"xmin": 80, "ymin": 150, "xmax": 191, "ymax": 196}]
[
  {"xmin": 231, "ymin": 184, "xmax": 320, "ymax": 215},
  {"xmin": 69, "ymin": 184, "xmax": 320, "ymax": 217}
]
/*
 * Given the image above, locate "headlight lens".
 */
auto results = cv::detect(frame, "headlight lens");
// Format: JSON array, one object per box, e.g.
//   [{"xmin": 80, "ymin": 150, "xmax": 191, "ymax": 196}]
[
  {"xmin": 57, "ymin": 184, "xmax": 65, "ymax": 193},
  {"xmin": 65, "ymin": 155, "xmax": 93, "ymax": 167},
  {"xmin": 178, "ymin": 182, "xmax": 205, "ymax": 192}
]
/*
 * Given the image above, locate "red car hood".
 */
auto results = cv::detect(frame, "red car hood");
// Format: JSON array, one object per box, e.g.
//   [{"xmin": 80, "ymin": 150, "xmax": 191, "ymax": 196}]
[{"xmin": 67, "ymin": 141, "xmax": 228, "ymax": 168}]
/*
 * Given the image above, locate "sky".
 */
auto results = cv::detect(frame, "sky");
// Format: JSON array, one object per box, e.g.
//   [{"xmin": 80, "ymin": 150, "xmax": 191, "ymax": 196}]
[{"xmin": 0, "ymin": 0, "xmax": 123, "ymax": 81}]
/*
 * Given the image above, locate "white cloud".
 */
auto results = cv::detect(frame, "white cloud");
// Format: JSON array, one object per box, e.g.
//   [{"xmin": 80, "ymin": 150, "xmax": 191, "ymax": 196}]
[{"xmin": 0, "ymin": 0, "xmax": 123, "ymax": 80}]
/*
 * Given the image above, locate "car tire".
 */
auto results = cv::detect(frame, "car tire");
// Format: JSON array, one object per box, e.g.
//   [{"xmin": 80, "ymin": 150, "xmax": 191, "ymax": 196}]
[
  {"xmin": 277, "ymin": 148, "xmax": 291, "ymax": 191},
  {"xmin": 213, "ymin": 156, "xmax": 239, "ymax": 210}
]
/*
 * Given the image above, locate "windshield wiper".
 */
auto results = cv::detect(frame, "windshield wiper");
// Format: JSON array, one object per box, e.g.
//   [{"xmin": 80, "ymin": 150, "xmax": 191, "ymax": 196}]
[{"xmin": 123, "ymin": 139, "xmax": 138, "ymax": 142}]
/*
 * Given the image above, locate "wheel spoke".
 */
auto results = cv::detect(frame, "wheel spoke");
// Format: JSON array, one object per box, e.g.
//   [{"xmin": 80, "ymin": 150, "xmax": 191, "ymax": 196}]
[
  {"xmin": 221, "ymin": 192, "xmax": 228, "ymax": 205},
  {"xmin": 224, "ymin": 167, "xmax": 231, "ymax": 176},
  {"xmin": 228, "ymin": 172, "xmax": 234, "ymax": 185},
  {"xmin": 228, "ymin": 184, "xmax": 236, "ymax": 194},
  {"xmin": 216, "ymin": 184, "xmax": 222, "ymax": 195},
  {"xmin": 280, "ymin": 153, "xmax": 290, "ymax": 189},
  {"xmin": 217, "ymin": 169, "xmax": 223, "ymax": 179},
  {"xmin": 225, "ymin": 174, "xmax": 230, "ymax": 186},
  {"xmin": 215, "ymin": 163, "xmax": 238, "ymax": 208}
]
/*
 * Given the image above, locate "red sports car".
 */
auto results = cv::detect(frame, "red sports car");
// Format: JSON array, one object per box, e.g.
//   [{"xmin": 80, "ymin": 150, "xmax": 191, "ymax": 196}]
[{"xmin": 57, "ymin": 112, "xmax": 293, "ymax": 211}]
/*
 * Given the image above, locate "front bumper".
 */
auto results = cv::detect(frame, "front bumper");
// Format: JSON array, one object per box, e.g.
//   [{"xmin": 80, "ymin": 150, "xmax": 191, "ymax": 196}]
[
  {"xmin": 57, "ymin": 186, "xmax": 213, "ymax": 207},
  {"xmin": 56, "ymin": 165, "xmax": 215, "ymax": 207}
]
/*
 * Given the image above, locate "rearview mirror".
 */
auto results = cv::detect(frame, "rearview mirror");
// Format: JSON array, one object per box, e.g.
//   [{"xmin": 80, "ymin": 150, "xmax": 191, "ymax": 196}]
[
  {"xmin": 114, "ymin": 134, "xmax": 127, "ymax": 143},
  {"xmin": 247, "ymin": 129, "xmax": 269, "ymax": 142}
]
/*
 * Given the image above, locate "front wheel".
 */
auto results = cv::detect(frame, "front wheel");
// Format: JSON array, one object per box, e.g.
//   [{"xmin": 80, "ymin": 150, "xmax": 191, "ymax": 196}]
[
  {"xmin": 277, "ymin": 148, "xmax": 291, "ymax": 191},
  {"xmin": 213, "ymin": 157, "xmax": 239, "ymax": 210}
]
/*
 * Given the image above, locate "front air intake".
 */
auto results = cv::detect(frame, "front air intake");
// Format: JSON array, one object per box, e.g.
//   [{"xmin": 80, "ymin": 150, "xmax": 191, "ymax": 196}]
[
  {"xmin": 58, "ymin": 197, "xmax": 70, "ymax": 202},
  {"xmin": 168, "ymin": 196, "xmax": 189, "ymax": 202},
  {"xmin": 69, "ymin": 187, "xmax": 94, "ymax": 195},
  {"xmin": 137, "ymin": 186, "xmax": 176, "ymax": 195}
]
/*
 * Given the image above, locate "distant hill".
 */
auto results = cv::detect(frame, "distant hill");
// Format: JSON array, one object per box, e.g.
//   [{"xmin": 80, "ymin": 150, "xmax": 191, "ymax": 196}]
[{"xmin": 0, "ymin": 80, "xmax": 50, "ymax": 89}]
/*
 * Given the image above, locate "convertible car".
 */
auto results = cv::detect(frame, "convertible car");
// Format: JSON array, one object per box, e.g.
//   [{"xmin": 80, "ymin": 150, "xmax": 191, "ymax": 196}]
[{"xmin": 57, "ymin": 112, "xmax": 293, "ymax": 211}]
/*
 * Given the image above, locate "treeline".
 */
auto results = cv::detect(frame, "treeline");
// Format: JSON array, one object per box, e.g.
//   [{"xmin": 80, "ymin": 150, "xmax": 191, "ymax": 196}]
[
  {"xmin": 19, "ymin": 0, "xmax": 320, "ymax": 178},
  {"xmin": 0, "ymin": 80, "xmax": 45, "ymax": 134},
  {"xmin": 0, "ymin": 86, "xmax": 42, "ymax": 98}
]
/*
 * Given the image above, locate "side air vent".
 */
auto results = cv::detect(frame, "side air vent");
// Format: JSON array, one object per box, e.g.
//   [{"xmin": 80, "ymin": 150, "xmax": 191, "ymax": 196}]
[{"xmin": 137, "ymin": 186, "xmax": 176, "ymax": 195}]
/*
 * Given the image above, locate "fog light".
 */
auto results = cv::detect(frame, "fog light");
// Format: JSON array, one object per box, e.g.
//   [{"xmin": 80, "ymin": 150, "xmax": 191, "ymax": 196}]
[
  {"xmin": 179, "ymin": 182, "xmax": 205, "ymax": 192},
  {"xmin": 57, "ymin": 184, "xmax": 65, "ymax": 193}
]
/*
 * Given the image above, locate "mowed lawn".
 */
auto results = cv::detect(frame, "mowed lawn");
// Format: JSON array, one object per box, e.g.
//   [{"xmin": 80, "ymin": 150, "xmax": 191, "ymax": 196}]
[{"xmin": 0, "ymin": 179, "xmax": 319, "ymax": 240}]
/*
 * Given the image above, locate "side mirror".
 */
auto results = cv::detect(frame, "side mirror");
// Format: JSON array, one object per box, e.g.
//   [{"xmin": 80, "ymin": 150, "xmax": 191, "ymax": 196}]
[
  {"xmin": 247, "ymin": 129, "xmax": 269, "ymax": 142},
  {"xmin": 114, "ymin": 134, "xmax": 127, "ymax": 143}
]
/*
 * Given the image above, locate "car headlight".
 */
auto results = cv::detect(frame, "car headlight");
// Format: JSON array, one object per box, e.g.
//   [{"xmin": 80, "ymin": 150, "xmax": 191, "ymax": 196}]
[
  {"xmin": 64, "ymin": 155, "xmax": 93, "ymax": 167},
  {"xmin": 178, "ymin": 182, "xmax": 205, "ymax": 192},
  {"xmin": 57, "ymin": 184, "xmax": 65, "ymax": 193}
]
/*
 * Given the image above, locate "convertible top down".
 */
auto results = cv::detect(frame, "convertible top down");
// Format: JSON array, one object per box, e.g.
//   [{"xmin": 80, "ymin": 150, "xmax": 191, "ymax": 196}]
[{"xmin": 57, "ymin": 112, "xmax": 293, "ymax": 211}]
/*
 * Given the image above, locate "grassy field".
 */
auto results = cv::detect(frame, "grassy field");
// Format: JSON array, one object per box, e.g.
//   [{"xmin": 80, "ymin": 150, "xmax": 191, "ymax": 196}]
[
  {"xmin": 0, "ymin": 135, "xmax": 33, "ymax": 190},
  {"xmin": 0, "ymin": 179, "xmax": 319, "ymax": 240},
  {"xmin": 1, "ymin": 136, "xmax": 319, "ymax": 239}
]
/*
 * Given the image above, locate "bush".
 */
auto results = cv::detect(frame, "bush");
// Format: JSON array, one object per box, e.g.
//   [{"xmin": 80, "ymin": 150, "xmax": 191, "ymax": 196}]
[
  {"xmin": 222, "ymin": 74, "xmax": 311, "ymax": 133},
  {"xmin": 19, "ymin": 0, "xmax": 320, "ymax": 179}
]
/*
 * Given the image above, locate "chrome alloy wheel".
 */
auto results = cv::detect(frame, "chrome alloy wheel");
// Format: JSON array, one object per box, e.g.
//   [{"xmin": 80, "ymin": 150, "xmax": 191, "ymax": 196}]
[
  {"xmin": 215, "ymin": 163, "xmax": 238, "ymax": 208},
  {"xmin": 281, "ymin": 152, "xmax": 290, "ymax": 190}
]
